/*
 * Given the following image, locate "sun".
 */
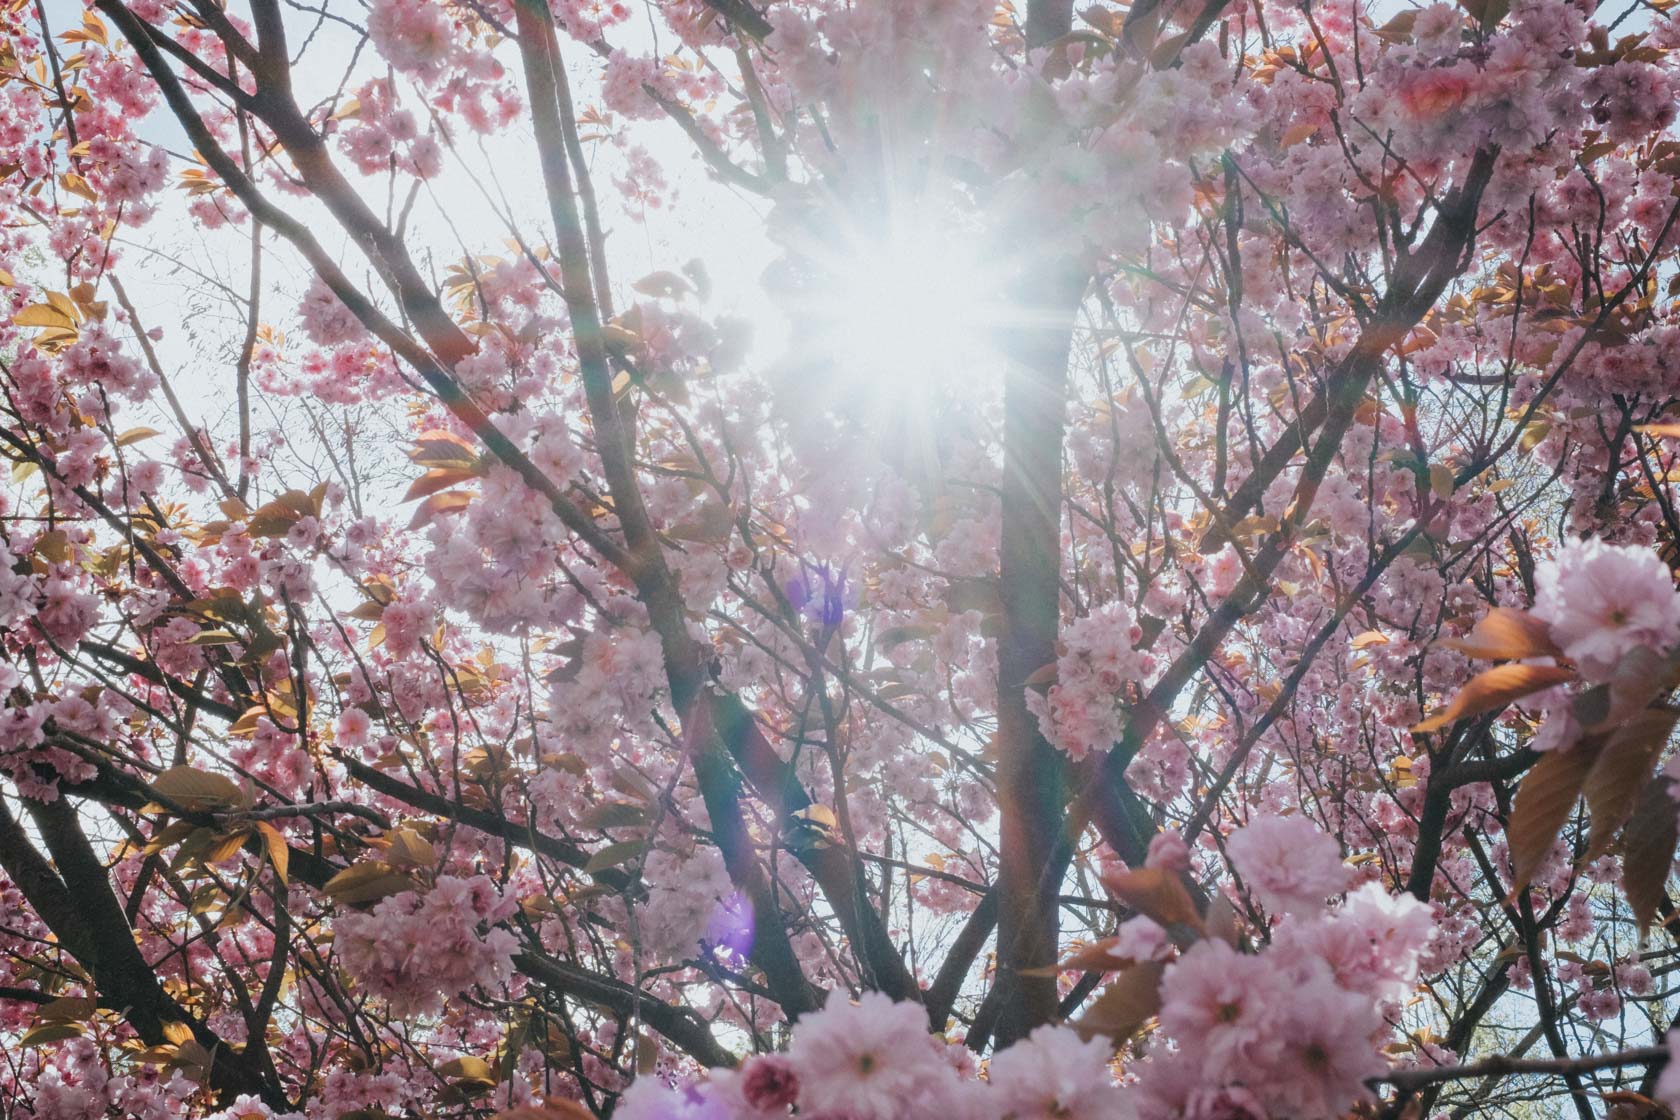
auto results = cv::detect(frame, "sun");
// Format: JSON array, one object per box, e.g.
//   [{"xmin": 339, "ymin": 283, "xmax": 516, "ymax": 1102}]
[
  {"xmin": 765, "ymin": 202, "xmax": 1008, "ymax": 446},
  {"xmin": 819, "ymin": 226, "xmax": 998, "ymax": 393}
]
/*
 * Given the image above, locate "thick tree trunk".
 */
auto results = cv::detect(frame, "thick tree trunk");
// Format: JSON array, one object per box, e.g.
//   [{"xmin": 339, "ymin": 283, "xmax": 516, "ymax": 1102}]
[{"xmin": 993, "ymin": 261, "xmax": 1085, "ymax": 1045}]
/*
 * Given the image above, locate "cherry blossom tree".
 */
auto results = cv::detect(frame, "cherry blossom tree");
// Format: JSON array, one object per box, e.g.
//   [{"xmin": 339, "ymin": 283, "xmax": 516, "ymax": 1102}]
[{"xmin": 4, "ymin": 0, "xmax": 1680, "ymax": 1116}]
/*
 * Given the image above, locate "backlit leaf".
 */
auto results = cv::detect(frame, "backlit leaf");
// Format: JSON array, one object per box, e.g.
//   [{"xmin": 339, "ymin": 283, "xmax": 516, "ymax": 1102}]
[
  {"xmin": 440, "ymin": 1055, "xmax": 497, "ymax": 1085},
  {"xmin": 1099, "ymin": 866, "xmax": 1202, "ymax": 931},
  {"xmin": 116, "ymin": 426, "xmax": 161, "ymax": 446},
  {"xmin": 36, "ymin": 997, "xmax": 96, "ymax": 1022},
  {"xmin": 404, "ymin": 467, "xmax": 478, "ymax": 502},
  {"xmin": 1412, "ymin": 663, "xmax": 1576, "ymax": 733},
  {"xmin": 409, "ymin": 490, "xmax": 472, "ymax": 531},
  {"xmin": 13, "ymin": 303, "xmax": 76, "ymax": 330},
  {"xmin": 632, "ymin": 270, "xmax": 692, "ymax": 299},
  {"xmin": 204, "ymin": 828, "xmax": 252, "ymax": 865},
  {"xmin": 256, "ymin": 821, "xmax": 290, "ymax": 885},
  {"xmin": 1203, "ymin": 894, "xmax": 1241, "ymax": 948},
  {"xmin": 1429, "ymin": 463, "xmax": 1456, "ymax": 499},
  {"xmin": 323, "ymin": 862, "xmax": 416, "ymax": 906},
  {"xmin": 384, "ymin": 827, "xmax": 436, "ymax": 869},
  {"xmin": 577, "ymin": 801, "xmax": 648, "ymax": 831},
  {"xmin": 1440, "ymin": 608, "xmax": 1561, "ymax": 661},
  {"xmin": 1458, "ymin": 0, "xmax": 1510, "ymax": 30},
  {"xmin": 149, "ymin": 765, "xmax": 243, "ymax": 811},
  {"xmin": 493, "ymin": 1104, "xmax": 594, "ymax": 1120},
  {"xmin": 1574, "ymin": 646, "xmax": 1680, "ymax": 733},
  {"xmin": 1022, "ymin": 936, "xmax": 1132, "ymax": 977},
  {"xmin": 664, "ymin": 502, "xmax": 735, "ymax": 544},
  {"xmin": 1024, "ymin": 661, "xmax": 1059, "ymax": 688},
  {"xmin": 20, "ymin": 1022, "xmax": 84, "ymax": 1047},
  {"xmin": 409, "ymin": 429, "xmax": 478, "ymax": 469},
  {"xmin": 1280, "ymin": 120, "xmax": 1319, "ymax": 147},
  {"xmin": 877, "ymin": 624, "xmax": 939, "ymax": 650},
  {"xmin": 583, "ymin": 840, "xmax": 642, "ymax": 874}
]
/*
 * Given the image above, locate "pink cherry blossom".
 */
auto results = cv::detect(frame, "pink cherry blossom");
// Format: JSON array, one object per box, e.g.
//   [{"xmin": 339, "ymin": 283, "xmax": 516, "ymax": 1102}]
[
  {"xmin": 1534, "ymin": 537, "xmax": 1680, "ymax": 680},
  {"xmin": 334, "ymin": 875, "xmax": 518, "ymax": 1017},
  {"xmin": 1226, "ymin": 814, "xmax": 1350, "ymax": 915},
  {"xmin": 786, "ymin": 992, "xmax": 957, "ymax": 1119}
]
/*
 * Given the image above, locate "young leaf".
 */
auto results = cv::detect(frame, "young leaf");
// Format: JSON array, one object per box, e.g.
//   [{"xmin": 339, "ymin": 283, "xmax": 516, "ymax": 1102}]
[
  {"xmin": 1099, "ymin": 866, "xmax": 1202, "ymax": 931},
  {"xmin": 1020, "ymin": 936, "xmax": 1131, "ymax": 977},
  {"xmin": 1507, "ymin": 742, "xmax": 1600, "ymax": 893},
  {"xmin": 1412, "ymin": 663, "xmax": 1575, "ymax": 733},
  {"xmin": 403, "ymin": 467, "xmax": 478, "ymax": 502},
  {"xmin": 323, "ymin": 862, "xmax": 416, "ymax": 906},
  {"xmin": 408, "ymin": 490, "xmax": 473, "ymax": 531},
  {"xmin": 1440, "ymin": 607, "xmax": 1561, "ymax": 661},
  {"xmin": 440, "ymin": 1055, "xmax": 497, "ymax": 1085},
  {"xmin": 116, "ymin": 426, "xmax": 161, "ymax": 446},
  {"xmin": 256, "ymin": 821, "xmax": 290, "ymax": 885},
  {"xmin": 1621, "ymin": 777, "xmax": 1679, "ymax": 934},
  {"xmin": 576, "ymin": 801, "xmax": 648, "ymax": 831},
  {"xmin": 1582, "ymin": 707, "xmax": 1680, "ymax": 860},
  {"xmin": 20, "ymin": 1022, "xmax": 85, "ymax": 1047},
  {"xmin": 384, "ymin": 827, "xmax": 437, "ymax": 869},
  {"xmin": 408, "ymin": 429, "xmax": 478, "ymax": 469},
  {"xmin": 492, "ymin": 1104, "xmax": 594, "ymax": 1120},
  {"xmin": 13, "ymin": 302, "xmax": 77, "ymax": 330},
  {"xmin": 1577, "ymin": 646, "xmax": 1680, "ymax": 733},
  {"xmin": 36, "ymin": 996, "xmax": 96, "ymax": 1022},
  {"xmin": 583, "ymin": 840, "xmax": 642, "ymax": 874},
  {"xmin": 149, "ymin": 766, "xmax": 243, "ymax": 812},
  {"xmin": 1203, "ymin": 894, "xmax": 1242, "ymax": 948},
  {"xmin": 1072, "ymin": 960, "xmax": 1166, "ymax": 1046},
  {"xmin": 204, "ymin": 828, "xmax": 252, "ymax": 865}
]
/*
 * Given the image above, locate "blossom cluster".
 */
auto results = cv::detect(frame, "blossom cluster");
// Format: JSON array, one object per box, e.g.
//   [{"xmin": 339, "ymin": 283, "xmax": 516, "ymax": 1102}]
[
  {"xmin": 1493, "ymin": 538, "xmax": 1680, "ymax": 753},
  {"xmin": 619, "ymin": 816, "xmax": 1434, "ymax": 1120},
  {"xmin": 1121, "ymin": 817, "xmax": 1435, "ymax": 1119},
  {"xmin": 1534, "ymin": 537, "xmax": 1680, "ymax": 682},
  {"xmin": 1028, "ymin": 603, "xmax": 1157, "ymax": 759},
  {"xmin": 3, "ymin": 0, "xmax": 1680, "ymax": 1114},
  {"xmin": 617, "ymin": 993, "xmax": 1124, "ymax": 1120},
  {"xmin": 333, "ymin": 875, "xmax": 520, "ymax": 1017}
]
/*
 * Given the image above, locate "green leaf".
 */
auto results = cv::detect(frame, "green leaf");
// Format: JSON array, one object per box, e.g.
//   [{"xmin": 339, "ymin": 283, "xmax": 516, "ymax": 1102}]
[
  {"xmin": 439, "ymin": 1055, "xmax": 497, "ymax": 1085},
  {"xmin": 583, "ymin": 841, "xmax": 642, "ymax": 874},
  {"xmin": 577, "ymin": 801, "xmax": 648, "ymax": 832},
  {"xmin": 20, "ymin": 1022, "xmax": 85, "ymax": 1047}
]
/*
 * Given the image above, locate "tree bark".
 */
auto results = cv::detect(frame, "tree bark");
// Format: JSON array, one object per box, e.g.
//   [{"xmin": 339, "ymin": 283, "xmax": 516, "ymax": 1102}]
[{"xmin": 993, "ymin": 261, "xmax": 1085, "ymax": 1045}]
